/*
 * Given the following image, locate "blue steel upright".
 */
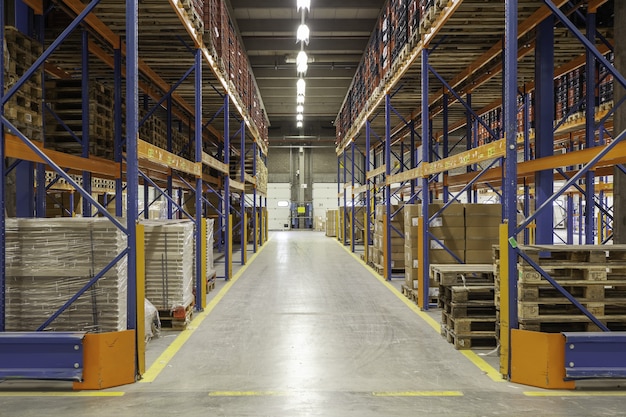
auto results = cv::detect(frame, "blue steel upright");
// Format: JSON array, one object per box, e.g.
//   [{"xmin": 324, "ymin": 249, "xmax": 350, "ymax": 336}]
[
  {"xmin": 385, "ymin": 94, "xmax": 392, "ymax": 281},
  {"xmin": 240, "ymin": 121, "xmax": 246, "ymax": 265},
  {"xmin": 252, "ymin": 142, "xmax": 257, "ymax": 252},
  {"xmin": 504, "ymin": 0, "xmax": 519, "ymax": 374},
  {"xmin": 0, "ymin": 10, "xmax": 5, "ymax": 331},
  {"xmin": 585, "ymin": 10, "xmax": 596, "ymax": 244},
  {"xmin": 195, "ymin": 48, "xmax": 203, "ymax": 309},
  {"xmin": 82, "ymin": 29, "xmax": 92, "ymax": 217},
  {"xmin": 365, "ymin": 121, "xmax": 372, "ymax": 252},
  {"xmin": 223, "ymin": 94, "xmax": 231, "ymax": 280},
  {"xmin": 351, "ymin": 140, "xmax": 356, "ymax": 252},
  {"xmin": 443, "ymin": 94, "xmax": 449, "ymax": 203},
  {"xmin": 114, "ymin": 47, "xmax": 124, "ymax": 217},
  {"xmin": 126, "ymin": 0, "xmax": 139, "ymax": 337},
  {"xmin": 534, "ymin": 17, "xmax": 554, "ymax": 244},
  {"xmin": 421, "ymin": 49, "xmax": 430, "ymax": 309}
]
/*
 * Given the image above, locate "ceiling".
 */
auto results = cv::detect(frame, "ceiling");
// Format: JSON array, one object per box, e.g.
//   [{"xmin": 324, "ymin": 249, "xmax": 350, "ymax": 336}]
[{"xmin": 227, "ymin": 0, "xmax": 387, "ymax": 146}]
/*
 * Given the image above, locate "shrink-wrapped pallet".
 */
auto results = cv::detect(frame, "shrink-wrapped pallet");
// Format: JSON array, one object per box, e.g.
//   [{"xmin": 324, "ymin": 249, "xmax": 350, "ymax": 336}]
[
  {"xmin": 142, "ymin": 220, "xmax": 194, "ymax": 312},
  {"xmin": 5, "ymin": 218, "xmax": 127, "ymax": 332}
]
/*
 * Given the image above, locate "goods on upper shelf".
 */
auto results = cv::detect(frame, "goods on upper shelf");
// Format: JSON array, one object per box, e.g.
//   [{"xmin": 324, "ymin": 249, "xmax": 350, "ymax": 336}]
[
  {"xmin": 4, "ymin": 26, "xmax": 42, "ymax": 141},
  {"xmin": 203, "ymin": 0, "xmax": 268, "ymax": 143}
]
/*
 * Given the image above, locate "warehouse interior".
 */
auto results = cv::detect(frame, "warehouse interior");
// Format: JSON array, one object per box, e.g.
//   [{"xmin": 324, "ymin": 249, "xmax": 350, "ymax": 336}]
[{"xmin": 2, "ymin": 0, "xmax": 626, "ymax": 416}]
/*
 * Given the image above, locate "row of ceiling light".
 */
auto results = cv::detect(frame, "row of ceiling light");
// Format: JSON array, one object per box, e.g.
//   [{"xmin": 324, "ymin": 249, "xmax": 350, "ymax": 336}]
[{"xmin": 295, "ymin": 0, "xmax": 310, "ymax": 129}]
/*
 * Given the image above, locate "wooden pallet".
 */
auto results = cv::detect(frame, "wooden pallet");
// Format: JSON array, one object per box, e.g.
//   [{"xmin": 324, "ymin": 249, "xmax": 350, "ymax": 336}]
[
  {"xmin": 518, "ymin": 300, "xmax": 626, "ymax": 321},
  {"xmin": 443, "ymin": 285, "xmax": 495, "ymax": 303},
  {"xmin": 207, "ymin": 271, "xmax": 217, "ymax": 293},
  {"xmin": 401, "ymin": 284, "xmax": 412, "ymax": 298},
  {"xmin": 441, "ymin": 326, "xmax": 497, "ymax": 350},
  {"xmin": 518, "ymin": 284, "xmax": 626, "ymax": 302},
  {"xmin": 442, "ymin": 311, "xmax": 497, "ymax": 334},
  {"xmin": 519, "ymin": 319, "xmax": 626, "ymax": 333},
  {"xmin": 430, "ymin": 264, "xmax": 494, "ymax": 286},
  {"xmin": 444, "ymin": 301, "xmax": 497, "ymax": 318},
  {"xmin": 159, "ymin": 303, "xmax": 194, "ymax": 330}
]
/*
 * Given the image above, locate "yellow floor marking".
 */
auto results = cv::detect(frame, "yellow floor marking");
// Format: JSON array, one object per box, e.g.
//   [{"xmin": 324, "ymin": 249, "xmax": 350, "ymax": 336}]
[
  {"xmin": 460, "ymin": 350, "xmax": 503, "ymax": 382},
  {"xmin": 338, "ymin": 241, "xmax": 503, "ymax": 383},
  {"xmin": 209, "ymin": 391, "xmax": 286, "ymax": 397},
  {"xmin": 141, "ymin": 238, "xmax": 272, "ymax": 383},
  {"xmin": 524, "ymin": 391, "xmax": 626, "ymax": 397},
  {"xmin": 372, "ymin": 391, "xmax": 463, "ymax": 397},
  {"xmin": 0, "ymin": 392, "xmax": 125, "ymax": 397}
]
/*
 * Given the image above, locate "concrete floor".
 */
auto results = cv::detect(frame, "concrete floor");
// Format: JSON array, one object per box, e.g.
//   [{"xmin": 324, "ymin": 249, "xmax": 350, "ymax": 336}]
[{"xmin": 2, "ymin": 231, "xmax": 626, "ymax": 416}]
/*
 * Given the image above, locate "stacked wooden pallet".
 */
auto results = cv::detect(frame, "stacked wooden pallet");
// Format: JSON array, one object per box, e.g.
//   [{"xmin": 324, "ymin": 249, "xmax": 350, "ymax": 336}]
[
  {"xmin": 45, "ymin": 79, "xmax": 114, "ymax": 159},
  {"xmin": 142, "ymin": 220, "xmax": 195, "ymax": 329},
  {"xmin": 516, "ymin": 245, "xmax": 626, "ymax": 333},
  {"xmin": 4, "ymin": 26, "xmax": 43, "ymax": 141},
  {"xmin": 432, "ymin": 264, "xmax": 497, "ymax": 349},
  {"xmin": 4, "ymin": 218, "xmax": 127, "ymax": 332}
]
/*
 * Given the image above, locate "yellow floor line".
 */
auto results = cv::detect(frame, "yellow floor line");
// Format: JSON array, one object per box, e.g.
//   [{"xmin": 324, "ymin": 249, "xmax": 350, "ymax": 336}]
[
  {"xmin": 337, "ymin": 240, "xmax": 503, "ymax": 383},
  {"xmin": 0, "ymin": 392, "xmax": 125, "ymax": 397},
  {"xmin": 141, "ymin": 238, "xmax": 272, "ymax": 383},
  {"xmin": 524, "ymin": 391, "xmax": 626, "ymax": 397},
  {"xmin": 372, "ymin": 391, "xmax": 464, "ymax": 397},
  {"xmin": 208, "ymin": 391, "xmax": 286, "ymax": 397}
]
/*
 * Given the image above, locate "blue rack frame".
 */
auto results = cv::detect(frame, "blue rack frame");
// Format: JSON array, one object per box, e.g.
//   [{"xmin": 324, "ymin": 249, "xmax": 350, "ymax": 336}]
[{"xmin": 0, "ymin": 0, "xmax": 268, "ymax": 380}]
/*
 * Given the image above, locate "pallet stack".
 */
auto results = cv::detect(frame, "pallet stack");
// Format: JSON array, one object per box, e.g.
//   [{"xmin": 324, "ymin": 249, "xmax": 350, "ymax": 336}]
[
  {"xmin": 206, "ymin": 218, "xmax": 216, "ymax": 292},
  {"xmin": 403, "ymin": 204, "xmax": 420, "ymax": 294},
  {"xmin": 516, "ymin": 245, "xmax": 626, "ymax": 333},
  {"xmin": 4, "ymin": 26, "xmax": 43, "ymax": 141},
  {"xmin": 326, "ymin": 209, "xmax": 337, "ymax": 237},
  {"xmin": 493, "ymin": 244, "xmax": 626, "ymax": 346},
  {"xmin": 4, "ymin": 218, "xmax": 127, "ymax": 332},
  {"xmin": 371, "ymin": 205, "xmax": 405, "ymax": 274},
  {"xmin": 45, "ymin": 79, "xmax": 114, "ymax": 159},
  {"xmin": 180, "ymin": 0, "xmax": 204, "ymax": 35},
  {"xmin": 142, "ymin": 220, "xmax": 195, "ymax": 330},
  {"xmin": 432, "ymin": 264, "xmax": 497, "ymax": 349}
]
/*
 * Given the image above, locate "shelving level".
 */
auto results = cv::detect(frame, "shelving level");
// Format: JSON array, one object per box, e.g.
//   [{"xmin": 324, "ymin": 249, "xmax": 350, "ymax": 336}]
[
  {"xmin": 0, "ymin": 0, "xmax": 269, "ymax": 383},
  {"xmin": 335, "ymin": 0, "xmax": 626, "ymax": 382}
]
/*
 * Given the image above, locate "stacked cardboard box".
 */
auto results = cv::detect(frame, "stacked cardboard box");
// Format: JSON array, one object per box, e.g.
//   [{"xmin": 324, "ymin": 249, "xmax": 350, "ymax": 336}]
[
  {"xmin": 315, "ymin": 216, "xmax": 325, "ymax": 232},
  {"xmin": 373, "ymin": 205, "xmax": 404, "ymax": 272},
  {"xmin": 464, "ymin": 204, "xmax": 501, "ymax": 264},
  {"xmin": 404, "ymin": 204, "xmax": 420, "ymax": 289},
  {"xmin": 428, "ymin": 203, "xmax": 465, "ymax": 264},
  {"xmin": 5, "ymin": 218, "xmax": 127, "ymax": 332},
  {"xmin": 142, "ymin": 220, "xmax": 195, "ymax": 313},
  {"xmin": 325, "ymin": 209, "xmax": 337, "ymax": 237}
]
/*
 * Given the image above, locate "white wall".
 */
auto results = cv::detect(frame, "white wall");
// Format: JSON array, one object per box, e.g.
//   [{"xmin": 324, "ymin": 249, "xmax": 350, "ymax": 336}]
[
  {"xmin": 267, "ymin": 183, "xmax": 291, "ymax": 230},
  {"xmin": 312, "ymin": 183, "xmax": 341, "ymax": 219}
]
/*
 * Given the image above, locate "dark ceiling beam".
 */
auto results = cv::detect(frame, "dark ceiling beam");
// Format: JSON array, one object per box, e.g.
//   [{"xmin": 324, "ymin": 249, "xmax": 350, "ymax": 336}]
[
  {"xmin": 230, "ymin": 0, "xmax": 384, "ymax": 8},
  {"xmin": 242, "ymin": 37, "xmax": 367, "ymax": 54},
  {"xmin": 248, "ymin": 55, "xmax": 363, "ymax": 66},
  {"xmin": 237, "ymin": 18, "xmax": 376, "ymax": 35},
  {"xmin": 252, "ymin": 67, "xmax": 355, "ymax": 79},
  {"xmin": 256, "ymin": 79, "xmax": 351, "ymax": 89}
]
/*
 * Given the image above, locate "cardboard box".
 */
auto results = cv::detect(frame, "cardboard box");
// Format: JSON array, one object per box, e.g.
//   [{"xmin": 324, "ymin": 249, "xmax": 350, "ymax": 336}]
[
  {"xmin": 404, "ymin": 245, "xmax": 418, "ymax": 269},
  {"xmin": 465, "ymin": 250, "xmax": 495, "ymax": 264},
  {"xmin": 464, "ymin": 204, "xmax": 502, "ymax": 227},
  {"xmin": 430, "ymin": 226, "xmax": 465, "ymax": 242},
  {"xmin": 430, "ymin": 249, "xmax": 465, "ymax": 264},
  {"xmin": 466, "ymin": 226, "xmax": 500, "ymax": 241}
]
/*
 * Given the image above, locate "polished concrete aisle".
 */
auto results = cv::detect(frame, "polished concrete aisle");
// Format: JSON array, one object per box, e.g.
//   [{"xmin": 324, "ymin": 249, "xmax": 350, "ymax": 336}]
[{"xmin": 2, "ymin": 231, "xmax": 626, "ymax": 416}]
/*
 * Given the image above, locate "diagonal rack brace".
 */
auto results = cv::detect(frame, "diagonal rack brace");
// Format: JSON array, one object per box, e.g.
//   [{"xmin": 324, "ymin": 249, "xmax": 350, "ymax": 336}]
[{"xmin": 516, "ymin": 248, "xmax": 610, "ymax": 332}]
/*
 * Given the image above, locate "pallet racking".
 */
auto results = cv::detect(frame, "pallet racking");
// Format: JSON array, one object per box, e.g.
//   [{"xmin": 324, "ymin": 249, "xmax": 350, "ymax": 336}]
[
  {"xmin": 336, "ymin": 0, "xmax": 626, "ymax": 380},
  {"xmin": 0, "ymin": 0, "xmax": 269, "ymax": 382}
]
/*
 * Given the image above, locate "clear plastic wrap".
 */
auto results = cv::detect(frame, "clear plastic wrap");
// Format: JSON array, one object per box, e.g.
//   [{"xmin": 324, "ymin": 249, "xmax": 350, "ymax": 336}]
[
  {"xmin": 5, "ymin": 217, "xmax": 128, "ymax": 332},
  {"xmin": 141, "ymin": 220, "xmax": 195, "ymax": 312},
  {"xmin": 144, "ymin": 298, "xmax": 161, "ymax": 343},
  {"xmin": 206, "ymin": 218, "xmax": 215, "ymax": 275}
]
